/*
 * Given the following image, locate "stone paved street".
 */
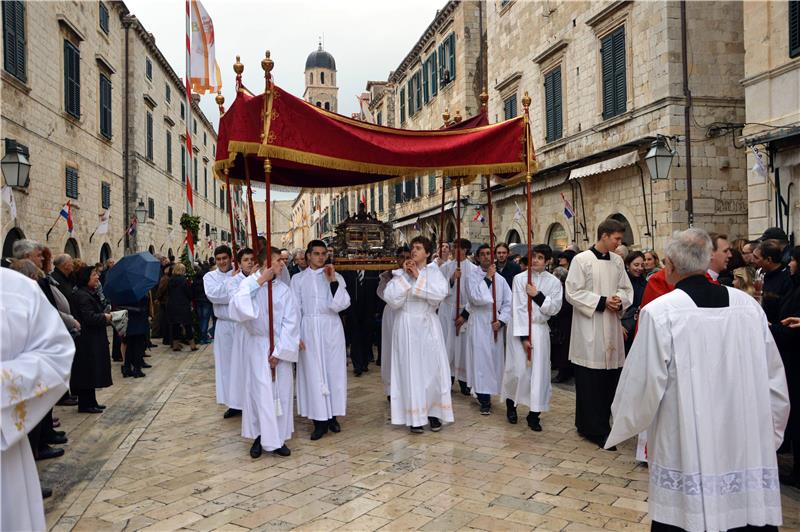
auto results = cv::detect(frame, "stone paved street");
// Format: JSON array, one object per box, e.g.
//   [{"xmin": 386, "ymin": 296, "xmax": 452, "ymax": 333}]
[{"xmin": 42, "ymin": 343, "xmax": 800, "ymax": 531}]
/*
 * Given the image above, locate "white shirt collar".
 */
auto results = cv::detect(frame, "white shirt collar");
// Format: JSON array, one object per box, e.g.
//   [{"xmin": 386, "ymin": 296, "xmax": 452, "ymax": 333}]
[{"xmin": 707, "ymin": 269, "xmax": 719, "ymax": 281}]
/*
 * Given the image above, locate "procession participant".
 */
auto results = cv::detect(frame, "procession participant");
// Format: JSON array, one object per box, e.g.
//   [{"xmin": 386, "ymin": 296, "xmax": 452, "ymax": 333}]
[
  {"xmin": 228, "ymin": 246, "xmax": 299, "ymax": 459},
  {"xmin": 438, "ymin": 238, "xmax": 477, "ymax": 394},
  {"xmin": 502, "ymin": 244, "xmax": 562, "ymax": 431},
  {"xmin": 383, "ymin": 236, "xmax": 452, "ymax": 433},
  {"xmin": 292, "ymin": 240, "xmax": 351, "ymax": 440},
  {"xmin": 565, "ymin": 218, "xmax": 633, "ymax": 448},
  {"xmin": 377, "ymin": 245, "xmax": 410, "ymax": 397},
  {"xmin": 606, "ymin": 228, "xmax": 789, "ymax": 532},
  {"xmin": 2, "ymin": 268, "xmax": 74, "ymax": 531},
  {"xmin": 465, "ymin": 244, "xmax": 512, "ymax": 415},
  {"xmin": 495, "ymin": 242, "xmax": 521, "ymax": 289},
  {"xmin": 343, "ymin": 267, "xmax": 379, "ymax": 377},
  {"xmin": 435, "ymin": 242, "xmax": 451, "ymax": 267}
]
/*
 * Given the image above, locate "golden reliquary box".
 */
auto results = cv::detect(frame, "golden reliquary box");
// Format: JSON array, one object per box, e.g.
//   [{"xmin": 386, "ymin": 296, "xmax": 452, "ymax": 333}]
[{"xmin": 331, "ymin": 205, "xmax": 398, "ymax": 271}]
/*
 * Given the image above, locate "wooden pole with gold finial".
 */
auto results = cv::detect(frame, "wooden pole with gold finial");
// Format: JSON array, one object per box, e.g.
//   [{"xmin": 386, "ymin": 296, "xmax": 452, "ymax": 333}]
[
  {"xmin": 230, "ymin": 57, "xmax": 260, "ymax": 252},
  {"xmin": 479, "ymin": 88, "xmax": 498, "ymax": 341},
  {"xmin": 453, "ymin": 110, "xmax": 463, "ymax": 123},
  {"xmin": 438, "ymin": 108, "xmax": 451, "ymax": 257},
  {"xmin": 261, "ymin": 51, "xmax": 276, "ymax": 382},
  {"xmin": 522, "ymin": 90, "xmax": 534, "ymax": 367}
]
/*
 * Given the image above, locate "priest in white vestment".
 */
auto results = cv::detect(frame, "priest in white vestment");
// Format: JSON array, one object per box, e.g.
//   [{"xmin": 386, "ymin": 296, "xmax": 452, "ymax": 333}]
[
  {"xmin": 437, "ymin": 238, "xmax": 477, "ymax": 394},
  {"xmin": 291, "ymin": 240, "xmax": 351, "ymax": 440},
  {"xmin": 377, "ymin": 245, "xmax": 411, "ymax": 397},
  {"xmin": 606, "ymin": 228, "xmax": 789, "ymax": 532},
  {"xmin": 228, "ymin": 247, "xmax": 299, "ymax": 459},
  {"xmin": 502, "ymin": 244, "xmax": 562, "ymax": 431},
  {"xmin": 565, "ymin": 219, "xmax": 633, "ymax": 448},
  {"xmin": 465, "ymin": 244, "xmax": 512, "ymax": 415},
  {"xmin": 383, "ymin": 236, "xmax": 453, "ymax": 433},
  {"xmin": 2, "ymin": 269, "xmax": 74, "ymax": 532}
]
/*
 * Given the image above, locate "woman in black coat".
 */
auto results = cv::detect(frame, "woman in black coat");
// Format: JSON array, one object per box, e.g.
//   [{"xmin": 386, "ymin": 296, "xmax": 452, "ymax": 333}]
[
  {"xmin": 167, "ymin": 263, "xmax": 197, "ymax": 351},
  {"xmin": 68, "ymin": 266, "xmax": 112, "ymax": 413},
  {"xmin": 622, "ymin": 251, "xmax": 647, "ymax": 354}
]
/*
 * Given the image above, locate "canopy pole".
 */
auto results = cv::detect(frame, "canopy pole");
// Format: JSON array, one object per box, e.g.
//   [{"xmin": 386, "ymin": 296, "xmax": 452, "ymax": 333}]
[
  {"xmin": 439, "ymin": 173, "xmax": 446, "ymax": 257},
  {"xmin": 224, "ymin": 168, "xmax": 238, "ymax": 268},
  {"xmin": 262, "ymin": 51, "xmax": 276, "ymax": 382},
  {"xmin": 523, "ymin": 91, "xmax": 533, "ymax": 367},
  {"xmin": 455, "ymin": 177, "xmax": 462, "ymax": 337},
  {"xmin": 487, "ymin": 176, "xmax": 498, "ymax": 342},
  {"xmin": 243, "ymin": 156, "xmax": 260, "ymax": 252}
]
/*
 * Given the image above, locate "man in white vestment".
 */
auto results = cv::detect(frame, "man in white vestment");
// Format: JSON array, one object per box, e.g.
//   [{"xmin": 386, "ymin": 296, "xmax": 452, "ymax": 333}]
[
  {"xmin": 2, "ymin": 269, "xmax": 74, "ymax": 532},
  {"xmin": 438, "ymin": 238, "xmax": 477, "ymax": 394},
  {"xmin": 465, "ymin": 244, "xmax": 512, "ymax": 415},
  {"xmin": 377, "ymin": 245, "xmax": 410, "ymax": 398},
  {"xmin": 565, "ymin": 218, "xmax": 633, "ymax": 448},
  {"xmin": 606, "ymin": 228, "xmax": 790, "ymax": 532},
  {"xmin": 228, "ymin": 246, "xmax": 300, "ymax": 459},
  {"xmin": 383, "ymin": 236, "xmax": 453, "ymax": 433},
  {"xmin": 502, "ymin": 244, "xmax": 562, "ymax": 431},
  {"xmin": 292, "ymin": 239, "xmax": 351, "ymax": 440}
]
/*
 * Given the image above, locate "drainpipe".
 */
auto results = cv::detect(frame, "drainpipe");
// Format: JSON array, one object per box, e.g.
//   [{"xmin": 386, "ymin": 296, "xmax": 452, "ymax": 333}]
[
  {"xmin": 680, "ymin": 0, "xmax": 694, "ymax": 227},
  {"xmin": 123, "ymin": 18, "xmax": 131, "ymax": 252}
]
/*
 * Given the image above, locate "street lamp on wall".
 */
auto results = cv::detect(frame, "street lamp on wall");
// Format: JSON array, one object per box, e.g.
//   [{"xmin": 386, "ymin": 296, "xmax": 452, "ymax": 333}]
[
  {"xmin": 210, "ymin": 227, "xmax": 218, "ymax": 240},
  {"xmin": 645, "ymin": 135, "xmax": 676, "ymax": 181},
  {"xmin": 134, "ymin": 199, "xmax": 147, "ymax": 223},
  {"xmin": 1, "ymin": 139, "xmax": 31, "ymax": 188}
]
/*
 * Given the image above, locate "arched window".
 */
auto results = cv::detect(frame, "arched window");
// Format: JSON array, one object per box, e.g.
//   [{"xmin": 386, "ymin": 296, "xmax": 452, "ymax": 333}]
[
  {"xmin": 506, "ymin": 229, "xmax": 521, "ymax": 244},
  {"xmin": 609, "ymin": 213, "xmax": 634, "ymax": 246},
  {"xmin": 546, "ymin": 223, "xmax": 568, "ymax": 251},
  {"xmin": 316, "ymin": 101, "xmax": 322, "ymax": 107},
  {"xmin": 99, "ymin": 243, "xmax": 112, "ymax": 264},
  {"xmin": 2, "ymin": 227, "xmax": 25, "ymax": 262},
  {"xmin": 64, "ymin": 237, "xmax": 80, "ymax": 258},
  {"xmin": 321, "ymin": 72, "xmax": 325, "ymax": 84},
  {"xmin": 309, "ymin": 72, "xmax": 313, "ymax": 84},
  {"xmin": 148, "ymin": 244, "xmax": 155, "ymax": 255},
  {"xmin": 324, "ymin": 102, "xmax": 330, "ymax": 111}
]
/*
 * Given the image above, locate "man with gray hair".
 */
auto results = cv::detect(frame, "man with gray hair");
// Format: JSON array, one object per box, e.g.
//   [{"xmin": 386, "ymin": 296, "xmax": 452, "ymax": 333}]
[
  {"xmin": 12, "ymin": 239, "xmax": 43, "ymax": 270},
  {"xmin": 51, "ymin": 253, "xmax": 75, "ymax": 299},
  {"xmin": 606, "ymin": 228, "xmax": 790, "ymax": 532}
]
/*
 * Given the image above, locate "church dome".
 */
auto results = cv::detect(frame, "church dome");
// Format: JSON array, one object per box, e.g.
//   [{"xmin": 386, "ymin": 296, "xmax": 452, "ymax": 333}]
[{"xmin": 305, "ymin": 44, "xmax": 336, "ymax": 71}]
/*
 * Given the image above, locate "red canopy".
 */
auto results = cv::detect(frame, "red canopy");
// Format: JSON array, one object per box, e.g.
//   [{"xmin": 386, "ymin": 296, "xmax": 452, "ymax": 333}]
[{"xmin": 214, "ymin": 85, "xmax": 531, "ymax": 188}]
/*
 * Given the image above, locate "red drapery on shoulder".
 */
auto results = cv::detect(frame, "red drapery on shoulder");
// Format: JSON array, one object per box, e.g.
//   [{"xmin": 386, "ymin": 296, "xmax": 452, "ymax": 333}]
[{"xmin": 214, "ymin": 85, "xmax": 530, "ymax": 188}]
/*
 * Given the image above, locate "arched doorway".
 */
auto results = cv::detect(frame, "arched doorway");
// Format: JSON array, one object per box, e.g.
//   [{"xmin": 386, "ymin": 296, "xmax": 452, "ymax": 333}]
[
  {"xmin": 148, "ymin": 244, "xmax": 155, "ymax": 255},
  {"xmin": 99, "ymin": 243, "xmax": 112, "ymax": 264},
  {"xmin": 609, "ymin": 213, "xmax": 634, "ymax": 246},
  {"xmin": 506, "ymin": 229, "xmax": 521, "ymax": 245},
  {"xmin": 2, "ymin": 227, "xmax": 25, "ymax": 263},
  {"xmin": 64, "ymin": 237, "xmax": 80, "ymax": 258},
  {"xmin": 546, "ymin": 223, "xmax": 568, "ymax": 251}
]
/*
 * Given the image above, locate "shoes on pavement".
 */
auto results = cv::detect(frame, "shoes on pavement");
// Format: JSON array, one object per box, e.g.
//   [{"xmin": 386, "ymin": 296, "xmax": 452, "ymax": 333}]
[
  {"xmin": 35, "ymin": 445, "xmax": 65, "ymax": 461},
  {"xmin": 479, "ymin": 404, "xmax": 491, "ymax": 415},
  {"xmin": 141, "ymin": 362, "xmax": 152, "ymax": 368},
  {"xmin": 52, "ymin": 430, "xmax": 65, "ymax": 437},
  {"xmin": 328, "ymin": 417, "xmax": 341, "ymax": 433},
  {"xmin": 223, "ymin": 408, "xmax": 242, "ymax": 419},
  {"xmin": 250, "ymin": 436, "xmax": 262, "ymax": 459},
  {"xmin": 506, "ymin": 399, "xmax": 518, "ymax": 424},
  {"xmin": 42, "ymin": 487, "xmax": 53, "ymax": 499},
  {"xmin": 410, "ymin": 426, "xmax": 424, "ymax": 434},
  {"xmin": 57, "ymin": 395, "xmax": 78, "ymax": 406},
  {"xmin": 94, "ymin": 404, "xmax": 106, "ymax": 410},
  {"xmin": 428, "ymin": 417, "xmax": 442, "ymax": 432},
  {"xmin": 552, "ymin": 372, "xmax": 571, "ymax": 384},
  {"xmin": 132, "ymin": 370, "xmax": 146, "ymax": 378},
  {"xmin": 78, "ymin": 407, "xmax": 103, "ymax": 414},
  {"xmin": 310, "ymin": 420, "xmax": 328, "ymax": 440},
  {"xmin": 46, "ymin": 433, "xmax": 68, "ymax": 445},
  {"xmin": 458, "ymin": 381, "xmax": 471, "ymax": 396},
  {"xmin": 273, "ymin": 445, "xmax": 291, "ymax": 457}
]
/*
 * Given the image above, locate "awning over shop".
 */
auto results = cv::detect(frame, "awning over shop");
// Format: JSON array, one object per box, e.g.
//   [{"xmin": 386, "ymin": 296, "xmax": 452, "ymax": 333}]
[
  {"xmin": 568, "ymin": 150, "xmax": 639, "ymax": 180},
  {"xmin": 392, "ymin": 217, "xmax": 419, "ymax": 230}
]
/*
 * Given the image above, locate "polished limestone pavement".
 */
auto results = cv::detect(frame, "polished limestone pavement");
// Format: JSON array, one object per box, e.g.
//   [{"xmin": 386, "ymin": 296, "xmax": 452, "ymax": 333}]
[{"xmin": 41, "ymin": 343, "xmax": 800, "ymax": 531}]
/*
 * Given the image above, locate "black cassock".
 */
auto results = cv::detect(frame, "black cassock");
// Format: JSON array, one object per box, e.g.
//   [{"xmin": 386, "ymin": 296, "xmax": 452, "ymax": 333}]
[{"xmin": 341, "ymin": 270, "xmax": 379, "ymax": 374}]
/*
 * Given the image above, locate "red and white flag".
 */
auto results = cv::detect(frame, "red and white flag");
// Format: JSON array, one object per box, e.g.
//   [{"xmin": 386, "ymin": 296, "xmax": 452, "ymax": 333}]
[
  {"xmin": 59, "ymin": 201, "xmax": 74, "ymax": 234},
  {"xmin": 189, "ymin": 0, "xmax": 222, "ymax": 94}
]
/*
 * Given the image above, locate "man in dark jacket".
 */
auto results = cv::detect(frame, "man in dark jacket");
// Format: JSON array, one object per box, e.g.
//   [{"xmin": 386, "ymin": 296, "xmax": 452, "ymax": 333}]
[
  {"xmin": 342, "ymin": 268, "xmax": 379, "ymax": 376},
  {"xmin": 496, "ymin": 243, "xmax": 521, "ymax": 289},
  {"xmin": 755, "ymin": 239, "xmax": 793, "ymax": 324},
  {"xmin": 51, "ymin": 254, "xmax": 75, "ymax": 298},
  {"xmin": 193, "ymin": 263, "xmax": 213, "ymax": 344}
]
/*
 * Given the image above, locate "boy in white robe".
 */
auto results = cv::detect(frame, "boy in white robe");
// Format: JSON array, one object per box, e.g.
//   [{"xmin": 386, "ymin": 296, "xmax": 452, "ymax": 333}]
[
  {"xmin": 502, "ymin": 244, "xmax": 562, "ymax": 431},
  {"xmin": 292, "ymin": 239, "xmax": 351, "ymax": 440},
  {"xmin": 2, "ymin": 269, "xmax": 74, "ymax": 532},
  {"xmin": 437, "ymin": 238, "xmax": 476, "ymax": 394},
  {"xmin": 565, "ymin": 218, "xmax": 633, "ymax": 448},
  {"xmin": 606, "ymin": 228, "xmax": 790, "ymax": 532},
  {"xmin": 465, "ymin": 244, "xmax": 512, "ymax": 415},
  {"xmin": 383, "ymin": 236, "xmax": 453, "ymax": 433},
  {"xmin": 228, "ymin": 246, "xmax": 300, "ymax": 459},
  {"xmin": 377, "ymin": 245, "xmax": 411, "ymax": 398}
]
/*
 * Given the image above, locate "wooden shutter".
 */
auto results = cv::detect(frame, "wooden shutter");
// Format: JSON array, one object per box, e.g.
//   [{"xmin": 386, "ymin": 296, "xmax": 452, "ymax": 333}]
[
  {"xmin": 553, "ymin": 67, "xmax": 563, "ymax": 140},
  {"xmin": 64, "ymin": 40, "xmax": 80, "ymax": 117},
  {"xmin": 415, "ymin": 71, "xmax": 422, "ymax": 112},
  {"xmin": 612, "ymin": 27, "xmax": 626, "ymax": 116},
  {"xmin": 448, "ymin": 33, "xmax": 456, "ymax": 81},
  {"xmin": 181, "ymin": 145, "xmax": 186, "ymax": 183},
  {"xmin": 168, "ymin": 206, "xmax": 173, "ymax": 225},
  {"xmin": 101, "ymin": 182, "xmax": 111, "ymax": 209},
  {"xmin": 148, "ymin": 198, "xmax": 154, "ymax": 219},
  {"xmin": 438, "ymin": 42, "xmax": 446, "ymax": 83},
  {"xmin": 428, "ymin": 174, "xmax": 436, "ymax": 194},
  {"xmin": 601, "ymin": 33, "xmax": 614, "ymax": 119},
  {"xmin": 545, "ymin": 72, "xmax": 554, "ymax": 142},
  {"xmin": 204, "ymin": 165, "xmax": 208, "ymax": 197},
  {"xmin": 431, "ymin": 51, "xmax": 438, "ymax": 95},
  {"xmin": 422, "ymin": 60, "xmax": 429, "ymax": 104},
  {"xmin": 3, "ymin": 1, "xmax": 26, "ymax": 82},
  {"xmin": 407, "ymin": 79, "xmax": 414, "ymax": 116},
  {"xmin": 395, "ymin": 182, "xmax": 403, "ymax": 203},
  {"xmin": 791, "ymin": 0, "xmax": 800, "ymax": 58},
  {"xmin": 379, "ymin": 185, "xmax": 384, "ymax": 211},
  {"xmin": 65, "ymin": 167, "xmax": 79, "ymax": 199},
  {"xmin": 100, "ymin": 74, "xmax": 112, "ymax": 138},
  {"xmin": 400, "ymin": 88, "xmax": 406, "ymax": 122},
  {"xmin": 166, "ymin": 131, "xmax": 172, "ymax": 173},
  {"xmin": 146, "ymin": 112, "xmax": 153, "ymax": 160}
]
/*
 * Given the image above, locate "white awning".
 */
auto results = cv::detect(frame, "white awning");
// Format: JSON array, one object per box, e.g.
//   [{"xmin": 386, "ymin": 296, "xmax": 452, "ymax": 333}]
[
  {"xmin": 392, "ymin": 216, "xmax": 418, "ymax": 229},
  {"xmin": 569, "ymin": 151, "xmax": 639, "ymax": 180}
]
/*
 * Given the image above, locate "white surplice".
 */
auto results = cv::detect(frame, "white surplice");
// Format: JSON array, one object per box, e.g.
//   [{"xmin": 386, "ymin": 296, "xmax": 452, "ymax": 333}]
[
  {"xmin": 376, "ymin": 270, "xmax": 394, "ymax": 396},
  {"xmin": 228, "ymin": 276, "xmax": 300, "ymax": 450},
  {"xmin": 384, "ymin": 263, "xmax": 453, "ymax": 427},
  {"xmin": 437, "ymin": 258, "xmax": 477, "ymax": 380},
  {"xmin": 565, "ymin": 250, "xmax": 633, "ymax": 369},
  {"xmin": 1, "ymin": 270, "xmax": 74, "ymax": 532},
  {"xmin": 606, "ymin": 287, "xmax": 790, "ymax": 532},
  {"xmin": 464, "ymin": 267, "xmax": 512, "ymax": 395},
  {"xmin": 204, "ymin": 267, "xmax": 246, "ymax": 409},
  {"xmin": 291, "ymin": 267, "xmax": 350, "ymax": 421},
  {"xmin": 502, "ymin": 270, "xmax": 562, "ymax": 412}
]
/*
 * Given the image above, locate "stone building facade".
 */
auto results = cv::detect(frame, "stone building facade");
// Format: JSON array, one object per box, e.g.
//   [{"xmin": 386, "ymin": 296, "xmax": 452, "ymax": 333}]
[{"xmin": 741, "ymin": 0, "xmax": 800, "ymax": 241}]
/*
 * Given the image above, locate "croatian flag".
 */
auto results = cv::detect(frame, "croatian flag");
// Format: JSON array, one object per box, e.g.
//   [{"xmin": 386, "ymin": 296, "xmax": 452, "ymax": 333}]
[
  {"xmin": 473, "ymin": 209, "xmax": 485, "ymax": 223},
  {"xmin": 60, "ymin": 201, "xmax": 74, "ymax": 233},
  {"xmin": 126, "ymin": 217, "xmax": 138, "ymax": 237},
  {"xmin": 561, "ymin": 192, "xmax": 574, "ymax": 220}
]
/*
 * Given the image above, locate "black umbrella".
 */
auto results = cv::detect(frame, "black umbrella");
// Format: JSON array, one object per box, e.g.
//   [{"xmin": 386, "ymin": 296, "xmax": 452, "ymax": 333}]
[{"xmin": 103, "ymin": 252, "xmax": 161, "ymax": 305}]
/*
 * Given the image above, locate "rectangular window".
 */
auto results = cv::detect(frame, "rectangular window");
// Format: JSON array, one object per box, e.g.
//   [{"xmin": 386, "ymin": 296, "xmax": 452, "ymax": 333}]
[
  {"xmin": 99, "ymin": 2, "xmax": 109, "ymax": 34},
  {"xmin": 407, "ymin": 79, "xmax": 414, "ymax": 116},
  {"xmin": 166, "ymin": 131, "xmax": 172, "ymax": 174},
  {"xmin": 145, "ymin": 57, "xmax": 152, "ymax": 81},
  {"xmin": 415, "ymin": 71, "xmax": 422, "ymax": 112},
  {"xmin": 193, "ymin": 119, "xmax": 197, "ymax": 134},
  {"xmin": 422, "ymin": 61, "xmax": 430, "ymax": 104},
  {"xmin": 399, "ymin": 88, "xmax": 406, "ymax": 123},
  {"xmin": 376, "ymin": 111, "xmax": 382, "ymax": 126},
  {"xmin": 378, "ymin": 184, "xmax": 384, "ymax": 211},
  {"xmin": 203, "ymin": 131, "xmax": 207, "ymax": 146},
  {"xmin": 219, "ymin": 188, "xmax": 225, "ymax": 210},
  {"xmin": 3, "ymin": 1, "xmax": 26, "ymax": 82},
  {"xmin": 428, "ymin": 174, "xmax": 436, "ymax": 194},
  {"xmin": 180, "ymin": 101, "xmax": 185, "ymax": 120},
  {"xmin": 791, "ymin": 0, "xmax": 800, "ymax": 58},
  {"xmin": 193, "ymin": 157, "xmax": 198, "ymax": 191},
  {"xmin": 65, "ymin": 167, "xmax": 79, "ymax": 199},
  {"xmin": 439, "ymin": 33, "xmax": 456, "ymax": 86},
  {"xmin": 448, "ymin": 33, "xmax": 456, "ymax": 83},
  {"xmin": 394, "ymin": 182, "xmax": 403, "ymax": 204},
  {"xmin": 64, "ymin": 40, "xmax": 80, "ymax": 118},
  {"xmin": 99, "ymin": 74, "xmax": 112, "ymax": 138},
  {"xmin": 544, "ymin": 67, "xmax": 563, "ymax": 142},
  {"xmin": 205, "ymin": 223, "xmax": 210, "ymax": 237},
  {"xmin": 145, "ymin": 111, "xmax": 153, "ymax": 161},
  {"xmin": 101, "ymin": 181, "xmax": 111, "ymax": 209},
  {"xmin": 370, "ymin": 185, "xmax": 375, "ymax": 212},
  {"xmin": 601, "ymin": 26, "xmax": 626, "ymax": 120},
  {"xmin": 204, "ymin": 165, "xmax": 208, "ymax": 197},
  {"xmin": 147, "ymin": 197, "xmax": 154, "ymax": 219},
  {"xmin": 404, "ymin": 178, "xmax": 416, "ymax": 200},
  {"xmin": 503, "ymin": 93, "xmax": 518, "ymax": 120},
  {"xmin": 168, "ymin": 206, "xmax": 173, "ymax": 225},
  {"xmin": 430, "ymin": 50, "xmax": 438, "ymax": 96},
  {"xmin": 181, "ymin": 144, "xmax": 186, "ymax": 183},
  {"xmin": 165, "ymin": 83, "xmax": 171, "ymax": 103}
]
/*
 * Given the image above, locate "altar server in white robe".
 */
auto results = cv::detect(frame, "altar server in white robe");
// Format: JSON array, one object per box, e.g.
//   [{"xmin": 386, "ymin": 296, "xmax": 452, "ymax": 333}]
[
  {"xmin": 228, "ymin": 246, "xmax": 299, "ymax": 459},
  {"xmin": 377, "ymin": 245, "xmax": 411, "ymax": 397},
  {"xmin": 384, "ymin": 236, "xmax": 453, "ymax": 433},
  {"xmin": 502, "ymin": 244, "xmax": 562, "ymax": 431},
  {"xmin": 292, "ymin": 239, "xmax": 351, "ymax": 440},
  {"xmin": 465, "ymin": 244, "xmax": 512, "ymax": 415},
  {"xmin": 437, "ymin": 238, "xmax": 477, "ymax": 394},
  {"xmin": 606, "ymin": 228, "xmax": 790, "ymax": 532},
  {"xmin": 2, "ymin": 269, "xmax": 74, "ymax": 532},
  {"xmin": 565, "ymin": 218, "xmax": 633, "ymax": 448}
]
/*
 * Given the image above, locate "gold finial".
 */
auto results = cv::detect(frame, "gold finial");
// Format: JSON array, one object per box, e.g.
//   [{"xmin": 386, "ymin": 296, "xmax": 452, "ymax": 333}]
[
  {"xmin": 215, "ymin": 91, "xmax": 225, "ymax": 115},
  {"xmin": 442, "ymin": 108, "xmax": 451, "ymax": 123},
  {"xmin": 522, "ymin": 91, "xmax": 531, "ymax": 109},
  {"xmin": 454, "ymin": 110, "xmax": 462, "ymax": 123},
  {"xmin": 261, "ymin": 50, "xmax": 274, "ymax": 74},
  {"xmin": 263, "ymin": 158, "xmax": 272, "ymax": 174},
  {"xmin": 480, "ymin": 88, "xmax": 488, "ymax": 110},
  {"xmin": 233, "ymin": 55, "xmax": 244, "ymax": 75}
]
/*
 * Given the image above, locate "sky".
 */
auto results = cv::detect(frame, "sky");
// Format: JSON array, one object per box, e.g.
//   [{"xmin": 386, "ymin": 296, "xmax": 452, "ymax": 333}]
[{"xmin": 127, "ymin": 0, "xmax": 442, "ymax": 201}]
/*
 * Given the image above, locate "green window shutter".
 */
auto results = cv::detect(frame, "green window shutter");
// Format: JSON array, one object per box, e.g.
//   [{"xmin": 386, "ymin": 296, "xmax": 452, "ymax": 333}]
[
  {"xmin": 168, "ymin": 206, "xmax": 173, "ymax": 225},
  {"xmin": 379, "ymin": 185, "xmax": 384, "ymax": 211},
  {"xmin": 400, "ymin": 88, "xmax": 406, "ymax": 123},
  {"xmin": 3, "ymin": 1, "xmax": 26, "ymax": 82},
  {"xmin": 545, "ymin": 72, "xmax": 554, "ymax": 142},
  {"xmin": 422, "ymin": 61, "xmax": 430, "ymax": 104},
  {"xmin": 790, "ymin": 0, "xmax": 800, "ymax": 58},
  {"xmin": 64, "ymin": 40, "xmax": 80, "ymax": 118},
  {"xmin": 101, "ymin": 182, "xmax": 110, "ymax": 209},
  {"xmin": 431, "ymin": 51, "xmax": 438, "ymax": 95},
  {"xmin": 438, "ymin": 42, "xmax": 446, "ymax": 83},
  {"xmin": 99, "ymin": 74, "xmax": 112, "ymax": 138},
  {"xmin": 612, "ymin": 27, "xmax": 626, "ymax": 116},
  {"xmin": 449, "ymin": 33, "xmax": 456, "ymax": 81},
  {"xmin": 428, "ymin": 174, "xmax": 436, "ymax": 194},
  {"xmin": 146, "ymin": 112, "xmax": 153, "ymax": 160},
  {"xmin": 166, "ymin": 131, "xmax": 172, "ymax": 174},
  {"xmin": 204, "ymin": 165, "xmax": 208, "ymax": 197},
  {"xmin": 181, "ymin": 145, "xmax": 186, "ymax": 183},
  {"xmin": 394, "ymin": 182, "xmax": 403, "ymax": 203},
  {"xmin": 65, "ymin": 167, "xmax": 79, "ymax": 199},
  {"xmin": 553, "ymin": 66, "xmax": 563, "ymax": 140},
  {"xmin": 407, "ymin": 79, "xmax": 414, "ymax": 116},
  {"xmin": 415, "ymin": 71, "xmax": 422, "ymax": 112},
  {"xmin": 601, "ymin": 33, "xmax": 615, "ymax": 119}
]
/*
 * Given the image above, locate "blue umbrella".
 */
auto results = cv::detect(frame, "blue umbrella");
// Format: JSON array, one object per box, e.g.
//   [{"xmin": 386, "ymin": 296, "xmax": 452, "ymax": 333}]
[{"xmin": 103, "ymin": 252, "xmax": 161, "ymax": 305}]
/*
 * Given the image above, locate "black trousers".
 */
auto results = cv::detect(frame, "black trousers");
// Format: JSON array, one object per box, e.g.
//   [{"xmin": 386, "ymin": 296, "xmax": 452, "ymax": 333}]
[
  {"xmin": 125, "ymin": 335, "xmax": 146, "ymax": 371},
  {"xmin": 574, "ymin": 365, "xmax": 621, "ymax": 438},
  {"xmin": 75, "ymin": 388, "xmax": 98, "ymax": 409},
  {"xmin": 477, "ymin": 393, "xmax": 491, "ymax": 407},
  {"xmin": 172, "ymin": 323, "xmax": 195, "ymax": 342},
  {"xmin": 349, "ymin": 317, "xmax": 374, "ymax": 372},
  {"xmin": 651, "ymin": 521, "xmax": 777, "ymax": 532},
  {"xmin": 27, "ymin": 409, "xmax": 55, "ymax": 455},
  {"xmin": 160, "ymin": 305, "xmax": 172, "ymax": 344}
]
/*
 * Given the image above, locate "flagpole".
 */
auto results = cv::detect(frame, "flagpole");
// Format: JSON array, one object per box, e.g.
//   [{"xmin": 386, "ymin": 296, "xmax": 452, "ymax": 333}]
[{"xmin": 184, "ymin": 0, "xmax": 195, "ymax": 259}]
